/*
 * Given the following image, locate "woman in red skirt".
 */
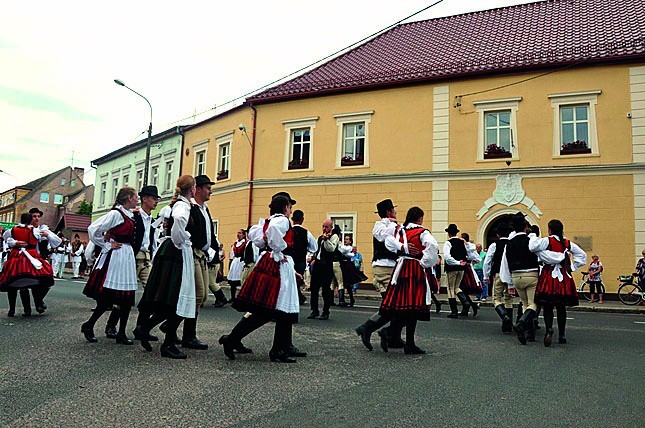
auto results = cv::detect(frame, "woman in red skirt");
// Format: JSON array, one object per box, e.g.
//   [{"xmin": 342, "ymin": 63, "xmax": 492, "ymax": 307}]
[
  {"xmin": 530, "ymin": 219, "xmax": 587, "ymax": 347},
  {"xmin": 81, "ymin": 187, "xmax": 139, "ymax": 344},
  {"xmin": 219, "ymin": 193, "xmax": 302, "ymax": 363},
  {"xmin": 0, "ymin": 213, "xmax": 55, "ymax": 316},
  {"xmin": 378, "ymin": 207, "xmax": 438, "ymax": 354}
]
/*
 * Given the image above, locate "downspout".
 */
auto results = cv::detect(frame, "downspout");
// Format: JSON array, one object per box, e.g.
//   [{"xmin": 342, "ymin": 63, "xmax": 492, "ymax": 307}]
[{"xmin": 246, "ymin": 104, "xmax": 257, "ymax": 227}]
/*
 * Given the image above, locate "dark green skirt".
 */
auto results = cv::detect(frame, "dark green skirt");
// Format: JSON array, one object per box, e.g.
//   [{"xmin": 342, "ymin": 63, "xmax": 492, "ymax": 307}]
[{"xmin": 138, "ymin": 239, "xmax": 184, "ymax": 315}]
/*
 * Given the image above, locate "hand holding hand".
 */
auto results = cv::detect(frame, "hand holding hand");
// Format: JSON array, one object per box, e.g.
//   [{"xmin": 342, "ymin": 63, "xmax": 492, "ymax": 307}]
[
  {"xmin": 111, "ymin": 242, "xmax": 122, "ymax": 250},
  {"xmin": 15, "ymin": 240, "xmax": 28, "ymax": 248},
  {"xmin": 407, "ymin": 243, "xmax": 421, "ymax": 256},
  {"xmin": 460, "ymin": 260, "xmax": 467, "ymax": 266}
]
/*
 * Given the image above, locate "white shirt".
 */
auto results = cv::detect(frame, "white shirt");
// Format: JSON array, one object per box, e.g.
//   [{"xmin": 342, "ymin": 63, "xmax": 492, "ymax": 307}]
[
  {"xmin": 385, "ymin": 223, "xmax": 439, "ymax": 269},
  {"xmin": 139, "ymin": 209, "xmax": 153, "ymax": 252},
  {"xmin": 190, "ymin": 198, "xmax": 212, "ymax": 251},
  {"xmin": 317, "ymin": 233, "xmax": 339, "ymax": 260},
  {"xmin": 171, "ymin": 197, "xmax": 192, "ymax": 250},
  {"xmin": 483, "ymin": 238, "xmax": 508, "ymax": 280},
  {"xmin": 529, "ymin": 235, "xmax": 587, "ymax": 271},
  {"xmin": 372, "ymin": 218, "xmax": 400, "ymax": 268},
  {"xmin": 499, "ymin": 232, "xmax": 538, "ymax": 285},
  {"xmin": 443, "ymin": 238, "xmax": 465, "ymax": 267}
]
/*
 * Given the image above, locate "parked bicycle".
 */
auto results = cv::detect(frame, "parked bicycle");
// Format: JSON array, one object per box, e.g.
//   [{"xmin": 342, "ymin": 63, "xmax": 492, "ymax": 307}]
[
  {"xmin": 617, "ymin": 274, "xmax": 644, "ymax": 305},
  {"xmin": 578, "ymin": 271, "xmax": 602, "ymax": 302}
]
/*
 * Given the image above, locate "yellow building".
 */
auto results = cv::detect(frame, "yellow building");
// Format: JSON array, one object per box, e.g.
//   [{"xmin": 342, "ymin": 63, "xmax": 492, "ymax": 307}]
[{"xmin": 182, "ymin": 0, "xmax": 645, "ymax": 292}]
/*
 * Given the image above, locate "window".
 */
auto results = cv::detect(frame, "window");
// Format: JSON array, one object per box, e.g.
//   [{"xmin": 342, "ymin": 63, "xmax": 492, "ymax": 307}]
[
  {"xmin": 288, "ymin": 128, "xmax": 311, "ymax": 170},
  {"xmin": 100, "ymin": 182, "xmax": 106, "ymax": 206},
  {"xmin": 61, "ymin": 177, "xmax": 66, "ymax": 185},
  {"xmin": 335, "ymin": 111, "xmax": 372, "ymax": 168},
  {"xmin": 71, "ymin": 178, "xmax": 76, "ymax": 188},
  {"xmin": 195, "ymin": 150, "xmax": 206, "ymax": 176},
  {"xmin": 212, "ymin": 219, "xmax": 219, "ymax": 240},
  {"xmin": 123, "ymin": 174, "xmax": 129, "ymax": 187},
  {"xmin": 164, "ymin": 161, "xmax": 173, "ymax": 192},
  {"xmin": 151, "ymin": 165, "xmax": 159, "ymax": 187},
  {"xmin": 136, "ymin": 170, "xmax": 143, "ymax": 190},
  {"xmin": 473, "ymin": 98, "xmax": 520, "ymax": 161},
  {"xmin": 282, "ymin": 117, "xmax": 318, "ymax": 172},
  {"xmin": 54, "ymin": 194, "xmax": 63, "ymax": 204},
  {"xmin": 112, "ymin": 178, "xmax": 119, "ymax": 203},
  {"xmin": 549, "ymin": 90, "xmax": 600, "ymax": 157},
  {"xmin": 330, "ymin": 214, "xmax": 356, "ymax": 243},
  {"xmin": 40, "ymin": 192, "xmax": 49, "ymax": 203},
  {"xmin": 217, "ymin": 142, "xmax": 230, "ymax": 181}
]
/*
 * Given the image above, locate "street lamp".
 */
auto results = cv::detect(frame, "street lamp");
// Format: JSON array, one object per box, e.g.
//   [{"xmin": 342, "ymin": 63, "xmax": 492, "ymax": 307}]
[{"xmin": 114, "ymin": 79, "xmax": 153, "ymax": 186}]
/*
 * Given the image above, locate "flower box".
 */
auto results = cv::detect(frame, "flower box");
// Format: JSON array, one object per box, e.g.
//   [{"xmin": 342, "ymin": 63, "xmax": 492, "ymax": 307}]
[
  {"xmin": 341, "ymin": 156, "xmax": 364, "ymax": 166},
  {"xmin": 484, "ymin": 151, "xmax": 512, "ymax": 159},
  {"xmin": 288, "ymin": 159, "xmax": 309, "ymax": 170},
  {"xmin": 216, "ymin": 170, "xmax": 229, "ymax": 180},
  {"xmin": 560, "ymin": 147, "xmax": 592, "ymax": 155}
]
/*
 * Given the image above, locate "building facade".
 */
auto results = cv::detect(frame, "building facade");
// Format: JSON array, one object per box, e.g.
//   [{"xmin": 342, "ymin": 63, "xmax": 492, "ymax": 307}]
[
  {"xmin": 92, "ymin": 126, "xmax": 185, "ymax": 221},
  {"xmin": 181, "ymin": 0, "xmax": 645, "ymax": 292}
]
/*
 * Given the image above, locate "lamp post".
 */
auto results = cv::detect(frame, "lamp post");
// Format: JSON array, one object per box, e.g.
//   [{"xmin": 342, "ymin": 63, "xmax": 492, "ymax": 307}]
[{"xmin": 114, "ymin": 79, "xmax": 153, "ymax": 186}]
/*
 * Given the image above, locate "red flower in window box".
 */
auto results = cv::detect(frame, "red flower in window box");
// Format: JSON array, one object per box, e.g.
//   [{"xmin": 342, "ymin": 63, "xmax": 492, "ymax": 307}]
[
  {"xmin": 216, "ymin": 169, "xmax": 229, "ymax": 180},
  {"xmin": 560, "ymin": 140, "xmax": 591, "ymax": 155},
  {"xmin": 341, "ymin": 155, "xmax": 364, "ymax": 166},
  {"xmin": 288, "ymin": 158, "xmax": 309, "ymax": 170},
  {"xmin": 484, "ymin": 144, "xmax": 511, "ymax": 159}
]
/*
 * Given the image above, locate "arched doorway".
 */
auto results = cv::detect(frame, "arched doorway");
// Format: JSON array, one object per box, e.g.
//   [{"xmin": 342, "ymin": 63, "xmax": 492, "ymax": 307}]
[
  {"xmin": 483, "ymin": 214, "xmax": 513, "ymax": 249},
  {"xmin": 477, "ymin": 208, "xmax": 539, "ymax": 250}
]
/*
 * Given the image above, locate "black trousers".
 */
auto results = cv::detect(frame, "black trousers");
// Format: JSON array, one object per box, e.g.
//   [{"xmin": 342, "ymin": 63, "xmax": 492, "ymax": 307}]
[
  {"xmin": 228, "ymin": 313, "xmax": 291, "ymax": 353},
  {"xmin": 309, "ymin": 262, "xmax": 333, "ymax": 314}
]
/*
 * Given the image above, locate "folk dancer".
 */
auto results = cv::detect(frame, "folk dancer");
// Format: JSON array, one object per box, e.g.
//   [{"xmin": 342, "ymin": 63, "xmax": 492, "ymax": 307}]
[
  {"xmin": 209, "ymin": 249, "xmax": 229, "ymax": 308},
  {"xmin": 81, "ymin": 187, "xmax": 139, "ymax": 345},
  {"xmin": 308, "ymin": 219, "xmax": 338, "ymax": 320},
  {"xmin": 28, "ymin": 207, "xmax": 62, "ymax": 313},
  {"xmin": 291, "ymin": 209, "xmax": 317, "ymax": 305},
  {"xmin": 355, "ymin": 199, "xmax": 410, "ymax": 350},
  {"xmin": 219, "ymin": 193, "xmax": 303, "ymax": 363},
  {"xmin": 483, "ymin": 222, "xmax": 514, "ymax": 333},
  {"xmin": 500, "ymin": 213, "xmax": 539, "ymax": 345},
  {"xmin": 530, "ymin": 219, "xmax": 586, "ymax": 347},
  {"xmin": 443, "ymin": 223, "xmax": 470, "ymax": 319},
  {"xmin": 377, "ymin": 207, "xmax": 438, "ymax": 354},
  {"xmin": 227, "ymin": 229, "xmax": 247, "ymax": 303},
  {"xmin": 51, "ymin": 234, "xmax": 70, "ymax": 279},
  {"xmin": 134, "ymin": 175, "xmax": 197, "ymax": 359},
  {"xmin": 0, "ymin": 213, "xmax": 55, "ymax": 317},
  {"xmin": 336, "ymin": 234, "xmax": 367, "ymax": 307},
  {"xmin": 456, "ymin": 232, "xmax": 482, "ymax": 317}
]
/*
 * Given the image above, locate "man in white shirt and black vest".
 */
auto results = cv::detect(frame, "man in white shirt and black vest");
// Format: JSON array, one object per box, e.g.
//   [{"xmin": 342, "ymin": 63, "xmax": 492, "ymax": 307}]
[
  {"xmin": 483, "ymin": 222, "xmax": 514, "ymax": 333},
  {"xmin": 500, "ymin": 212, "xmax": 539, "ymax": 344},
  {"xmin": 292, "ymin": 209, "xmax": 318, "ymax": 305},
  {"xmin": 443, "ymin": 223, "xmax": 471, "ymax": 318},
  {"xmin": 308, "ymin": 219, "xmax": 337, "ymax": 320}
]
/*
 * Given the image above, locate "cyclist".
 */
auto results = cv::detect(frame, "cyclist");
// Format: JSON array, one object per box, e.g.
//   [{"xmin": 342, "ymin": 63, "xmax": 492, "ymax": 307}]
[{"xmin": 588, "ymin": 254, "xmax": 604, "ymax": 303}]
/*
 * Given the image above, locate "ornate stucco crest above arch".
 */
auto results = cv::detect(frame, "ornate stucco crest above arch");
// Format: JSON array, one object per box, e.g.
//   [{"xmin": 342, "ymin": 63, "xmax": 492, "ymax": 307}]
[{"xmin": 476, "ymin": 174, "xmax": 542, "ymax": 219}]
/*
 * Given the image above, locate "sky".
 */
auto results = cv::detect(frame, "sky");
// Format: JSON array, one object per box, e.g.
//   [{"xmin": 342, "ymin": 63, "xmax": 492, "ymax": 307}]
[{"xmin": 0, "ymin": 0, "xmax": 537, "ymax": 192}]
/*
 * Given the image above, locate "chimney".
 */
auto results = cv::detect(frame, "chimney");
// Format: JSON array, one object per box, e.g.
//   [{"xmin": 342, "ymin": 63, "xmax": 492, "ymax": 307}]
[{"xmin": 73, "ymin": 167, "xmax": 85, "ymax": 182}]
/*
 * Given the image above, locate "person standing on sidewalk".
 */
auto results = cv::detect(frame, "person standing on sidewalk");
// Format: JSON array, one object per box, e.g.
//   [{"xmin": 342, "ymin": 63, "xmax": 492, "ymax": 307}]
[
  {"xmin": 588, "ymin": 254, "xmax": 604, "ymax": 303},
  {"xmin": 530, "ymin": 219, "xmax": 587, "ymax": 347},
  {"xmin": 473, "ymin": 244, "xmax": 488, "ymax": 301},
  {"xmin": 70, "ymin": 234, "xmax": 84, "ymax": 279},
  {"xmin": 483, "ymin": 223, "xmax": 514, "ymax": 333}
]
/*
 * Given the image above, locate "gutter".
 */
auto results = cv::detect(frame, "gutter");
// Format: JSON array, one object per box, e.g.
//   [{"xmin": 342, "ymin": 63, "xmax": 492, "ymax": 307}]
[{"xmin": 246, "ymin": 104, "xmax": 257, "ymax": 227}]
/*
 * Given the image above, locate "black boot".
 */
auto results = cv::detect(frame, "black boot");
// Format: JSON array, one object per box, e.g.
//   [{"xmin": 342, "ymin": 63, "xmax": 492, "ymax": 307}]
[
  {"xmin": 465, "ymin": 294, "xmax": 478, "ymax": 317},
  {"xmin": 431, "ymin": 294, "xmax": 442, "ymax": 314},
  {"xmin": 348, "ymin": 289, "xmax": 355, "ymax": 307},
  {"xmin": 507, "ymin": 307, "xmax": 514, "ymax": 332},
  {"xmin": 229, "ymin": 284, "xmax": 237, "ymax": 303},
  {"xmin": 7, "ymin": 290, "xmax": 17, "ymax": 317},
  {"xmin": 513, "ymin": 308, "xmax": 536, "ymax": 345},
  {"xmin": 355, "ymin": 315, "xmax": 389, "ymax": 351},
  {"xmin": 495, "ymin": 305, "xmax": 512, "ymax": 333},
  {"xmin": 105, "ymin": 308, "xmax": 120, "ymax": 339},
  {"xmin": 447, "ymin": 298, "xmax": 459, "ymax": 319},
  {"xmin": 457, "ymin": 292, "xmax": 470, "ymax": 317},
  {"xmin": 338, "ymin": 289, "xmax": 348, "ymax": 307},
  {"xmin": 19, "ymin": 289, "xmax": 33, "ymax": 316},
  {"xmin": 213, "ymin": 289, "xmax": 228, "ymax": 307},
  {"xmin": 404, "ymin": 320, "xmax": 425, "ymax": 355},
  {"xmin": 181, "ymin": 314, "xmax": 208, "ymax": 350}
]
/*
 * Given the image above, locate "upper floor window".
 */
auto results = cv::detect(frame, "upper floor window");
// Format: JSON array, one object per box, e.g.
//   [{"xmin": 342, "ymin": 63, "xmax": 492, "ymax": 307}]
[
  {"xmin": 61, "ymin": 177, "xmax": 66, "ymax": 186},
  {"xmin": 335, "ymin": 111, "xmax": 372, "ymax": 168},
  {"xmin": 473, "ymin": 97, "xmax": 520, "ymax": 161},
  {"xmin": 282, "ymin": 117, "xmax": 318, "ymax": 172},
  {"xmin": 549, "ymin": 90, "xmax": 600, "ymax": 157},
  {"xmin": 136, "ymin": 170, "xmax": 143, "ymax": 191},
  {"xmin": 112, "ymin": 178, "xmax": 119, "ymax": 202},
  {"xmin": 71, "ymin": 178, "xmax": 76, "ymax": 187},
  {"xmin": 165, "ymin": 161, "xmax": 173, "ymax": 192},
  {"xmin": 100, "ymin": 182, "xmax": 106, "ymax": 207},
  {"xmin": 54, "ymin": 194, "xmax": 63, "ymax": 204},
  {"xmin": 195, "ymin": 150, "xmax": 206, "ymax": 176},
  {"xmin": 122, "ymin": 174, "xmax": 129, "ymax": 187},
  {"xmin": 151, "ymin": 165, "xmax": 159, "ymax": 187},
  {"xmin": 40, "ymin": 192, "xmax": 49, "ymax": 203},
  {"xmin": 217, "ymin": 142, "xmax": 230, "ymax": 181}
]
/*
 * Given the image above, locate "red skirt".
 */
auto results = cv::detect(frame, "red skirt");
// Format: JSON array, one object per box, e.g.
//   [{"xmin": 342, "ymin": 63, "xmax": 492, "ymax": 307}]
[
  {"xmin": 339, "ymin": 259, "xmax": 368, "ymax": 288},
  {"xmin": 534, "ymin": 265, "xmax": 579, "ymax": 307},
  {"xmin": 0, "ymin": 249, "xmax": 54, "ymax": 291},
  {"xmin": 459, "ymin": 266, "xmax": 482, "ymax": 295},
  {"xmin": 425, "ymin": 270, "xmax": 439, "ymax": 293},
  {"xmin": 233, "ymin": 254, "xmax": 297, "ymax": 323},
  {"xmin": 379, "ymin": 259, "xmax": 431, "ymax": 321},
  {"xmin": 83, "ymin": 251, "xmax": 135, "ymax": 306}
]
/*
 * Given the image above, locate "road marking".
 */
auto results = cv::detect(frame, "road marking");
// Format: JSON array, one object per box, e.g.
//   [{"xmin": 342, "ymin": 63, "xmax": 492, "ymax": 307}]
[
  {"xmin": 634, "ymin": 321, "xmax": 645, "ymax": 324},
  {"xmin": 538, "ymin": 315, "xmax": 574, "ymax": 320}
]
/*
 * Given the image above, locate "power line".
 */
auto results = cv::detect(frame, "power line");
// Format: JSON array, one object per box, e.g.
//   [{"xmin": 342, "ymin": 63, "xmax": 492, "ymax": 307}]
[{"xmin": 168, "ymin": 0, "xmax": 446, "ymax": 126}]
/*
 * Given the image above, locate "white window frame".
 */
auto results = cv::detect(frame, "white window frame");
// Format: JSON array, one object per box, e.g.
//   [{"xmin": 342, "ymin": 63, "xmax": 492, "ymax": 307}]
[
  {"xmin": 473, "ymin": 98, "xmax": 521, "ymax": 162},
  {"xmin": 193, "ymin": 140, "xmax": 209, "ymax": 177},
  {"xmin": 54, "ymin": 193, "xmax": 63, "ymax": 204},
  {"xmin": 282, "ymin": 117, "xmax": 318, "ymax": 172},
  {"xmin": 549, "ymin": 90, "xmax": 601, "ymax": 158},
  {"xmin": 212, "ymin": 218, "xmax": 219, "ymax": 240},
  {"xmin": 61, "ymin": 177, "xmax": 66, "ymax": 186},
  {"xmin": 100, "ymin": 181, "xmax": 107, "ymax": 207},
  {"xmin": 136, "ymin": 169, "xmax": 144, "ymax": 191},
  {"xmin": 112, "ymin": 177, "xmax": 119, "ymax": 203},
  {"xmin": 122, "ymin": 174, "xmax": 129, "ymax": 187},
  {"xmin": 40, "ymin": 192, "xmax": 49, "ymax": 203},
  {"xmin": 328, "ymin": 212, "xmax": 357, "ymax": 244},
  {"xmin": 150, "ymin": 164, "xmax": 160, "ymax": 187},
  {"xmin": 335, "ymin": 111, "xmax": 373, "ymax": 168},
  {"xmin": 216, "ymin": 131, "xmax": 233, "ymax": 182},
  {"xmin": 71, "ymin": 178, "xmax": 76, "ymax": 188},
  {"xmin": 164, "ymin": 161, "xmax": 173, "ymax": 192}
]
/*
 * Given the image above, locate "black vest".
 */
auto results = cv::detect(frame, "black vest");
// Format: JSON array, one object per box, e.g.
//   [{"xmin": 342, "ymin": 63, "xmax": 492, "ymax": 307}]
[
  {"xmin": 243, "ymin": 241, "xmax": 256, "ymax": 265},
  {"xmin": 490, "ymin": 239, "xmax": 508, "ymax": 277},
  {"xmin": 186, "ymin": 204, "xmax": 216, "ymax": 251},
  {"xmin": 292, "ymin": 225, "xmax": 309, "ymax": 265},
  {"xmin": 315, "ymin": 236, "xmax": 336, "ymax": 264},
  {"xmin": 506, "ymin": 234, "xmax": 538, "ymax": 271},
  {"xmin": 372, "ymin": 237, "xmax": 398, "ymax": 262},
  {"xmin": 133, "ymin": 211, "xmax": 155, "ymax": 256},
  {"xmin": 444, "ymin": 237, "xmax": 467, "ymax": 272}
]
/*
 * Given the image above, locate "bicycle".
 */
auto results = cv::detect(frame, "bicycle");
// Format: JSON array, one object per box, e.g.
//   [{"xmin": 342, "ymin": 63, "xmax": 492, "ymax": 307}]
[
  {"xmin": 578, "ymin": 271, "xmax": 603, "ymax": 302},
  {"xmin": 617, "ymin": 274, "xmax": 644, "ymax": 306}
]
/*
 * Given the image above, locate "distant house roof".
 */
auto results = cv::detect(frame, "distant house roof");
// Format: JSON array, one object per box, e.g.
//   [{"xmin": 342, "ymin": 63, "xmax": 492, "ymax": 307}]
[
  {"xmin": 55, "ymin": 213, "xmax": 91, "ymax": 233},
  {"xmin": 250, "ymin": 0, "xmax": 645, "ymax": 103},
  {"xmin": 92, "ymin": 126, "xmax": 188, "ymax": 166},
  {"xmin": 16, "ymin": 167, "xmax": 74, "ymax": 203}
]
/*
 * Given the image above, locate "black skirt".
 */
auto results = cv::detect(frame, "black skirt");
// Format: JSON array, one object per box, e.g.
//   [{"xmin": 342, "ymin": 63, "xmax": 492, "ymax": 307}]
[{"xmin": 137, "ymin": 240, "xmax": 184, "ymax": 315}]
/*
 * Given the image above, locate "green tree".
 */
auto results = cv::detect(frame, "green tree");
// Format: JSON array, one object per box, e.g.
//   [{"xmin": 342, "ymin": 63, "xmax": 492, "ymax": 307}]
[{"xmin": 77, "ymin": 200, "xmax": 93, "ymax": 215}]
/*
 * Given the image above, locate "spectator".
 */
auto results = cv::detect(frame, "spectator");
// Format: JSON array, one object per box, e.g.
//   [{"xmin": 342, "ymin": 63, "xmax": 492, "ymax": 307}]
[
  {"xmin": 473, "ymin": 243, "xmax": 487, "ymax": 301},
  {"xmin": 351, "ymin": 245, "xmax": 363, "ymax": 294},
  {"xmin": 588, "ymin": 254, "xmax": 604, "ymax": 303}
]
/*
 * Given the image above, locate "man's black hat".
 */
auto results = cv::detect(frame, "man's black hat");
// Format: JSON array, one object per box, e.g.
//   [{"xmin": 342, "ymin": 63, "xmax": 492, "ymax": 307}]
[
  {"xmin": 512, "ymin": 211, "xmax": 527, "ymax": 228},
  {"xmin": 272, "ymin": 191, "xmax": 296, "ymax": 205},
  {"xmin": 138, "ymin": 185, "xmax": 161, "ymax": 199},
  {"xmin": 29, "ymin": 207, "xmax": 44, "ymax": 216},
  {"xmin": 195, "ymin": 175, "xmax": 215, "ymax": 187},
  {"xmin": 375, "ymin": 199, "xmax": 396, "ymax": 214},
  {"xmin": 445, "ymin": 223, "xmax": 460, "ymax": 234}
]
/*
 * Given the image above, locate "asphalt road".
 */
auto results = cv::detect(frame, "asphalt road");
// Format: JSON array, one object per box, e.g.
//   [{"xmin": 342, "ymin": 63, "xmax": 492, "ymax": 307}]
[{"xmin": 1, "ymin": 279, "xmax": 643, "ymax": 428}]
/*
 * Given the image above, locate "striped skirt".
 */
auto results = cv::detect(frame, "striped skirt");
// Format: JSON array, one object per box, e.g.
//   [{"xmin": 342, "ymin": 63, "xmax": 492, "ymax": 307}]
[
  {"xmin": 459, "ymin": 266, "xmax": 482, "ymax": 295},
  {"xmin": 233, "ymin": 253, "xmax": 298, "ymax": 323},
  {"xmin": 379, "ymin": 259, "xmax": 431, "ymax": 321},
  {"xmin": 83, "ymin": 250, "xmax": 135, "ymax": 306},
  {"xmin": 137, "ymin": 239, "xmax": 184, "ymax": 315},
  {"xmin": 0, "ymin": 249, "xmax": 54, "ymax": 291},
  {"xmin": 535, "ymin": 265, "xmax": 579, "ymax": 307}
]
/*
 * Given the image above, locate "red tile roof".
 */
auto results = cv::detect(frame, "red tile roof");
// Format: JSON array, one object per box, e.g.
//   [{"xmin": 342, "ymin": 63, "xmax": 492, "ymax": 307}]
[
  {"xmin": 251, "ymin": 0, "xmax": 645, "ymax": 102},
  {"xmin": 59, "ymin": 213, "xmax": 91, "ymax": 231}
]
